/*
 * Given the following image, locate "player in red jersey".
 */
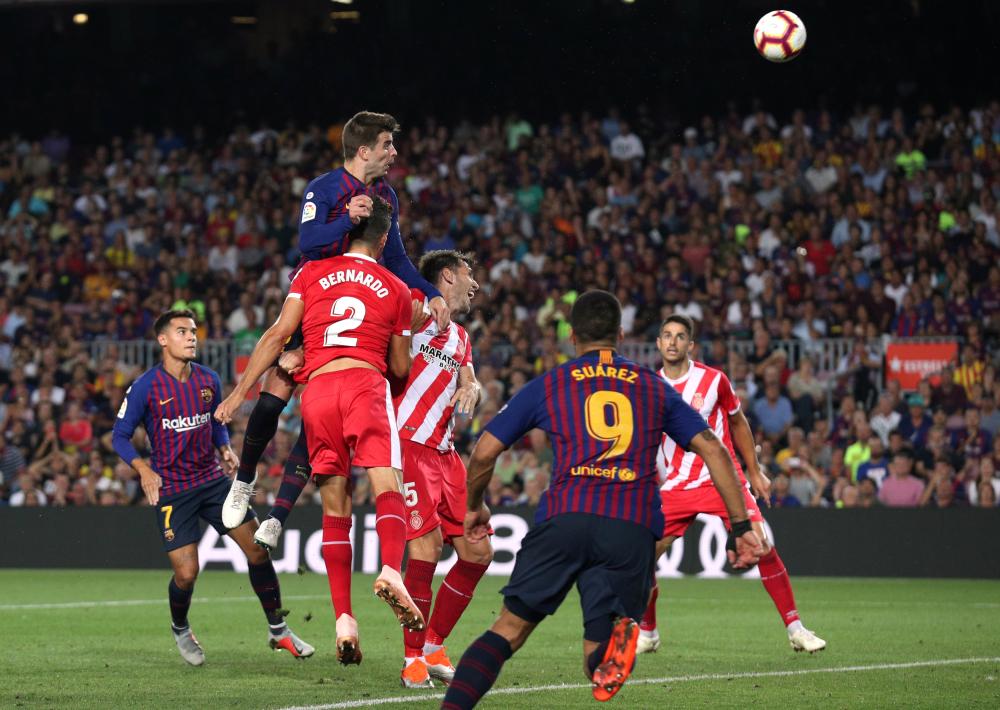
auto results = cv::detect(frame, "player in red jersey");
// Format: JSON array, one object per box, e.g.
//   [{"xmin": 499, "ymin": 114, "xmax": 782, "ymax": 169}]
[
  {"xmin": 392, "ymin": 250, "xmax": 494, "ymax": 689},
  {"xmin": 221, "ymin": 111, "xmax": 449, "ymax": 549},
  {"xmin": 637, "ymin": 314, "xmax": 826, "ymax": 654},
  {"xmin": 216, "ymin": 197, "xmax": 424, "ymax": 665}
]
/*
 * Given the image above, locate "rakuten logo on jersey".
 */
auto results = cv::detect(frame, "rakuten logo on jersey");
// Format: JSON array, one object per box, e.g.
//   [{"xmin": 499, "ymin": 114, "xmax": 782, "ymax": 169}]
[{"xmin": 162, "ymin": 412, "xmax": 211, "ymax": 433}]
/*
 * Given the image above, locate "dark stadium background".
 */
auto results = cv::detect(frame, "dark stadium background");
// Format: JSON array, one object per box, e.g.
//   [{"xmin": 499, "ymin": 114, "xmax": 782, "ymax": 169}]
[{"xmin": 2, "ymin": 0, "xmax": 998, "ymax": 138}]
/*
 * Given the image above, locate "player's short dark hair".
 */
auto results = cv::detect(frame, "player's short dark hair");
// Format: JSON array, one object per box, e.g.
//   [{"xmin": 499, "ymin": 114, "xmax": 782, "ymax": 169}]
[
  {"xmin": 343, "ymin": 111, "xmax": 400, "ymax": 160},
  {"xmin": 419, "ymin": 250, "xmax": 476, "ymax": 285},
  {"xmin": 570, "ymin": 290, "xmax": 621, "ymax": 343},
  {"xmin": 153, "ymin": 308, "xmax": 197, "ymax": 336},
  {"xmin": 347, "ymin": 195, "xmax": 392, "ymax": 247},
  {"xmin": 660, "ymin": 313, "xmax": 695, "ymax": 339}
]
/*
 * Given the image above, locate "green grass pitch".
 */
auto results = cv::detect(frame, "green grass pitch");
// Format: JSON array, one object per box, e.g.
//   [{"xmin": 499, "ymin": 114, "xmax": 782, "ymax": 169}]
[{"xmin": 2, "ymin": 570, "xmax": 998, "ymax": 708}]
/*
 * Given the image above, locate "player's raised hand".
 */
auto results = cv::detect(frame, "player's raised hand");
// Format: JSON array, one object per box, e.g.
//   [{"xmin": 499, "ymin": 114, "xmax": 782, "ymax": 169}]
[
  {"xmin": 450, "ymin": 381, "xmax": 481, "ymax": 416},
  {"xmin": 278, "ymin": 347, "xmax": 304, "ymax": 375},
  {"xmin": 428, "ymin": 295, "xmax": 451, "ymax": 330},
  {"xmin": 137, "ymin": 463, "xmax": 162, "ymax": 506},
  {"xmin": 727, "ymin": 528, "xmax": 764, "ymax": 570},
  {"xmin": 347, "ymin": 194, "xmax": 373, "ymax": 224},
  {"xmin": 214, "ymin": 393, "xmax": 241, "ymax": 425},
  {"xmin": 219, "ymin": 446, "xmax": 240, "ymax": 477},
  {"xmin": 464, "ymin": 503, "xmax": 492, "ymax": 543}
]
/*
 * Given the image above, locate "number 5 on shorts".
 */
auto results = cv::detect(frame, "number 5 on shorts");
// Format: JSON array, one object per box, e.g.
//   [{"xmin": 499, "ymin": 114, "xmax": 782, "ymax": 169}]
[{"xmin": 403, "ymin": 482, "xmax": 418, "ymax": 507}]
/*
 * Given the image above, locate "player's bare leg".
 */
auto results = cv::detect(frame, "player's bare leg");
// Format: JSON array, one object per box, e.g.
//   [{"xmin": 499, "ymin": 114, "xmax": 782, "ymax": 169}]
[
  {"xmin": 369, "ymin": 466, "xmax": 424, "ymax": 631},
  {"xmin": 317, "ymin": 475, "xmax": 362, "ymax": 664},
  {"xmin": 166, "ymin": 544, "xmax": 205, "ymax": 666},
  {"xmin": 751, "ymin": 519, "xmax": 827, "ymax": 653},
  {"xmin": 228, "ymin": 519, "xmax": 315, "ymax": 659},
  {"xmin": 222, "ymin": 366, "xmax": 297, "ymax": 529},
  {"xmin": 636, "ymin": 534, "xmax": 677, "ymax": 655}
]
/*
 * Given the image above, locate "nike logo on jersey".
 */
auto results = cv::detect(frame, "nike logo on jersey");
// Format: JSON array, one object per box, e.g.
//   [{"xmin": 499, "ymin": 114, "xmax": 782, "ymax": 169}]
[{"xmin": 159, "ymin": 398, "xmax": 174, "ymax": 405}]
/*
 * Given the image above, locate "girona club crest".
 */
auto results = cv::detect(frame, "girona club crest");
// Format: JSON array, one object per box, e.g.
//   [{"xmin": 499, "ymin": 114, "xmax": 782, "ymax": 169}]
[
  {"xmin": 691, "ymin": 393, "xmax": 705, "ymax": 410},
  {"xmin": 409, "ymin": 511, "xmax": 424, "ymax": 530}
]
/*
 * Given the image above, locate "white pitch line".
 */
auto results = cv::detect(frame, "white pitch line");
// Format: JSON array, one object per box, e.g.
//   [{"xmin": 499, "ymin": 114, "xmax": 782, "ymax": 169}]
[
  {"xmin": 276, "ymin": 656, "xmax": 1000, "ymax": 710},
  {"xmin": 0, "ymin": 594, "xmax": 328, "ymax": 611}
]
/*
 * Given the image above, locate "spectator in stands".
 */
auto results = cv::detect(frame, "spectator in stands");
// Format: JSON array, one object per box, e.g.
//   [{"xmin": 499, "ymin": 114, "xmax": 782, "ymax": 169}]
[
  {"xmin": 869, "ymin": 392, "xmax": 902, "ymax": 446},
  {"xmin": 768, "ymin": 472, "xmax": 801, "ymax": 508},
  {"xmin": 898, "ymin": 394, "xmax": 933, "ymax": 449},
  {"xmin": 856, "ymin": 435, "xmax": 890, "ymax": 489},
  {"xmin": 878, "ymin": 449, "xmax": 925, "ymax": 507},
  {"xmin": 753, "ymin": 382, "xmax": 794, "ymax": 446},
  {"xmin": 786, "ymin": 356, "xmax": 824, "ymax": 431}
]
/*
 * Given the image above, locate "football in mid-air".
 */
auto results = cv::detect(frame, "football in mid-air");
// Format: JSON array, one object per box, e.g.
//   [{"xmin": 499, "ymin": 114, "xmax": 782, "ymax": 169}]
[{"xmin": 754, "ymin": 10, "xmax": 806, "ymax": 62}]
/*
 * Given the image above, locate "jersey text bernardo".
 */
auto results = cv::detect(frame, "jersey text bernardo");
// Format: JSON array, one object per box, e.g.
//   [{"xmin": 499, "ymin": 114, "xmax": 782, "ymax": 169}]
[
  {"xmin": 318, "ymin": 268, "xmax": 391, "ymax": 298},
  {"xmin": 570, "ymin": 363, "xmax": 639, "ymax": 383}
]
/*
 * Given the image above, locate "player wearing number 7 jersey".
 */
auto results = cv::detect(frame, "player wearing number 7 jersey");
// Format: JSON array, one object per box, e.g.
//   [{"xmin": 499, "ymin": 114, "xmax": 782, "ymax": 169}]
[
  {"xmin": 215, "ymin": 197, "xmax": 424, "ymax": 665},
  {"xmin": 441, "ymin": 291, "xmax": 764, "ymax": 709}
]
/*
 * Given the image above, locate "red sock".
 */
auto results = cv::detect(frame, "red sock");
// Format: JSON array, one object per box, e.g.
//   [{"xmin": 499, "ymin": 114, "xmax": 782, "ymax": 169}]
[
  {"xmin": 426, "ymin": 559, "xmax": 490, "ymax": 645},
  {"xmin": 640, "ymin": 582, "xmax": 659, "ymax": 631},
  {"xmin": 758, "ymin": 548, "xmax": 800, "ymax": 626},
  {"xmin": 375, "ymin": 492, "xmax": 407, "ymax": 572},
  {"xmin": 321, "ymin": 515, "xmax": 353, "ymax": 618},
  {"xmin": 403, "ymin": 559, "xmax": 436, "ymax": 656}
]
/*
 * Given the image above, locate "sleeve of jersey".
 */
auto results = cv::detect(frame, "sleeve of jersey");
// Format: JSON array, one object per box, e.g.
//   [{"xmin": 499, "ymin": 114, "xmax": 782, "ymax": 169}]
[
  {"xmin": 380, "ymin": 187, "xmax": 443, "ymax": 300},
  {"xmin": 298, "ymin": 181, "xmax": 354, "ymax": 260},
  {"xmin": 660, "ymin": 381, "xmax": 711, "ymax": 450},
  {"xmin": 718, "ymin": 373, "xmax": 741, "ymax": 415},
  {"xmin": 111, "ymin": 380, "xmax": 146, "ymax": 466},
  {"xmin": 461, "ymin": 330, "xmax": 473, "ymax": 367},
  {"xmin": 287, "ymin": 267, "xmax": 307, "ymax": 300},
  {"xmin": 209, "ymin": 372, "xmax": 231, "ymax": 448},
  {"xmin": 484, "ymin": 378, "xmax": 544, "ymax": 447}
]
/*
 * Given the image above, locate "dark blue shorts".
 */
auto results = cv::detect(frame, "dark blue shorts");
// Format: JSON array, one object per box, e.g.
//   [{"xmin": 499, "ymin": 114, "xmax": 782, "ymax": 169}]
[
  {"xmin": 501, "ymin": 513, "xmax": 655, "ymax": 642},
  {"xmin": 154, "ymin": 477, "xmax": 256, "ymax": 552}
]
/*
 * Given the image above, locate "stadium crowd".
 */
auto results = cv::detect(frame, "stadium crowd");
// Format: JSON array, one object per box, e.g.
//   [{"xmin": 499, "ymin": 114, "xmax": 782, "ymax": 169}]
[{"xmin": 1, "ymin": 100, "xmax": 998, "ymax": 511}]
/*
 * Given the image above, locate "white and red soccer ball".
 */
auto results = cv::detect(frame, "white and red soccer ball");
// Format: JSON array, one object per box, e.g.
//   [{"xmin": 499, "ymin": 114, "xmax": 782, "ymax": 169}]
[{"xmin": 754, "ymin": 10, "xmax": 806, "ymax": 62}]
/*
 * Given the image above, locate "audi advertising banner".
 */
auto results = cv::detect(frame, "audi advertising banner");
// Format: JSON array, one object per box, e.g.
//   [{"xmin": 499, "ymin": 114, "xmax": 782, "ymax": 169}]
[{"xmin": 3, "ymin": 506, "xmax": 998, "ymax": 578}]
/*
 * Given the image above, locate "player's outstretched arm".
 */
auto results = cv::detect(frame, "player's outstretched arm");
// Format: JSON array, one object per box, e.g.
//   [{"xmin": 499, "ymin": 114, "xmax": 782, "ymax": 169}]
[
  {"xmin": 465, "ymin": 431, "xmax": 506, "ymax": 542},
  {"xmin": 688, "ymin": 429, "xmax": 764, "ymax": 568},
  {"xmin": 729, "ymin": 408, "xmax": 771, "ymax": 502},
  {"xmin": 215, "ymin": 297, "xmax": 305, "ymax": 423}
]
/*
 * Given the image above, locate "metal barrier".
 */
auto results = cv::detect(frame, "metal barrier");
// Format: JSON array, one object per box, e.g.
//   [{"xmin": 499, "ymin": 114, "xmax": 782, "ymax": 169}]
[{"xmin": 88, "ymin": 340, "xmax": 236, "ymax": 382}]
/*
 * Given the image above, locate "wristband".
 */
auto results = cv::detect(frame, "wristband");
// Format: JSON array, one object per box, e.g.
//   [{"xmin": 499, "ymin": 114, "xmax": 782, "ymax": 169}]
[{"xmin": 726, "ymin": 518, "xmax": 753, "ymax": 554}]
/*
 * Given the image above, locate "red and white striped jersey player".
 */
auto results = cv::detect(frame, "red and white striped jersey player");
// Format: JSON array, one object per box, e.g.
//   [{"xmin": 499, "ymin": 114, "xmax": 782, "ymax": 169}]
[
  {"xmin": 637, "ymin": 314, "xmax": 826, "ymax": 655},
  {"xmin": 395, "ymin": 250, "xmax": 496, "ymax": 690}
]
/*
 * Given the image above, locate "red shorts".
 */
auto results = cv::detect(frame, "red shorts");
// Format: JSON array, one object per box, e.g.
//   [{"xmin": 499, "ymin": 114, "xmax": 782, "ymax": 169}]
[
  {"xmin": 401, "ymin": 439, "xmax": 467, "ymax": 542},
  {"xmin": 301, "ymin": 369, "xmax": 401, "ymax": 477},
  {"xmin": 660, "ymin": 485, "xmax": 764, "ymax": 539}
]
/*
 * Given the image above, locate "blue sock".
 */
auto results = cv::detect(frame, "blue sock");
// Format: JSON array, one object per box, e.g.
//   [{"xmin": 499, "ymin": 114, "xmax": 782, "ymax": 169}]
[
  {"xmin": 168, "ymin": 577, "xmax": 193, "ymax": 629},
  {"xmin": 248, "ymin": 561, "xmax": 285, "ymax": 626},
  {"xmin": 268, "ymin": 428, "xmax": 310, "ymax": 526},
  {"xmin": 441, "ymin": 630, "xmax": 513, "ymax": 709}
]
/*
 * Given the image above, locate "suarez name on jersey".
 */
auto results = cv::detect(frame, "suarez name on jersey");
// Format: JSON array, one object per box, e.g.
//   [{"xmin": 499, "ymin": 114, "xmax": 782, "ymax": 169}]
[
  {"xmin": 484, "ymin": 349, "xmax": 708, "ymax": 536},
  {"xmin": 287, "ymin": 252, "xmax": 411, "ymax": 381},
  {"xmin": 657, "ymin": 360, "xmax": 745, "ymax": 492},
  {"xmin": 394, "ymin": 290, "xmax": 472, "ymax": 451},
  {"xmin": 111, "ymin": 363, "xmax": 229, "ymax": 497}
]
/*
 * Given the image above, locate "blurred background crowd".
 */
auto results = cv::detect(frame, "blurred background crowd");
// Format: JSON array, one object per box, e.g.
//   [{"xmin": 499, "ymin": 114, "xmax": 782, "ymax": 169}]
[{"xmin": 1, "ymin": 97, "xmax": 998, "ymax": 510}]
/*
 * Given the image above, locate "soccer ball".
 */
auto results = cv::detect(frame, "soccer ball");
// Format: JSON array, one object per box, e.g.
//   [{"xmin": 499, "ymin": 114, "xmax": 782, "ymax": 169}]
[{"xmin": 754, "ymin": 10, "xmax": 806, "ymax": 62}]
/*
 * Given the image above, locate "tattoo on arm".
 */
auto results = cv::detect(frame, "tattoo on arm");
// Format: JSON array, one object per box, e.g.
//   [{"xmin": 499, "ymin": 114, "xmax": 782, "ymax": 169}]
[{"xmin": 698, "ymin": 429, "xmax": 719, "ymax": 443}]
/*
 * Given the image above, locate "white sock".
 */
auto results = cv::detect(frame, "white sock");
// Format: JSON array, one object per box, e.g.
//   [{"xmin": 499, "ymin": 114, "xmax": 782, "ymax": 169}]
[
  {"xmin": 423, "ymin": 642, "xmax": 443, "ymax": 655},
  {"xmin": 404, "ymin": 656, "xmax": 423, "ymax": 667},
  {"xmin": 640, "ymin": 628, "xmax": 657, "ymax": 637},
  {"xmin": 787, "ymin": 620, "xmax": 804, "ymax": 634}
]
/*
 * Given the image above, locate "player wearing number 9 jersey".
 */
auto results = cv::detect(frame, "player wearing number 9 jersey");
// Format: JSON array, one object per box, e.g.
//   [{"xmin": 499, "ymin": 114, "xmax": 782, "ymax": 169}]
[
  {"xmin": 441, "ymin": 291, "xmax": 764, "ymax": 709},
  {"xmin": 215, "ymin": 197, "xmax": 425, "ymax": 665}
]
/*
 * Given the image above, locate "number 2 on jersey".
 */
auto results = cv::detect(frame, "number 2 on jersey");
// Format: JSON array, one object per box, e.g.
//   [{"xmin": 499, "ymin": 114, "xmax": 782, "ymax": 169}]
[
  {"xmin": 324, "ymin": 296, "xmax": 367, "ymax": 347},
  {"xmin": 584, "ymin": 390, "xmax": 634, "ymax": 461}
]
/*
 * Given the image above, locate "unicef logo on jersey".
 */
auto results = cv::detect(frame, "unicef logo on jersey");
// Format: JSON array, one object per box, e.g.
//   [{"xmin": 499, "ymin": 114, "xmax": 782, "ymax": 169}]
[{"xmin": 161, "ymin": 412, "xmax": 211, "ymax": 433}]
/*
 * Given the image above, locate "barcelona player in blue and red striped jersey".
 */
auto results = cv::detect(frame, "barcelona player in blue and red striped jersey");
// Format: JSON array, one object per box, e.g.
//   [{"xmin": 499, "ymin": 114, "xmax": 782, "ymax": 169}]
[
  {"xmin": 441, "ymin": 291, "xmax": 764, "ymax": 709},
  {"xmin": 223, "ymin": 111, "xmax": 451, "ymax": 547},
  {"xmin": 112, "ymin": 309, "xmax": 313, "ymax": 667}
]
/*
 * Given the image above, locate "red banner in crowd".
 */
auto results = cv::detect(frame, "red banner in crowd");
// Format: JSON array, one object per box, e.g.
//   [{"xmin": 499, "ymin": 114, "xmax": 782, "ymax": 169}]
[{"xmin": 885, "ymin": 341, "xmax": 959, "ymax": 389}]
